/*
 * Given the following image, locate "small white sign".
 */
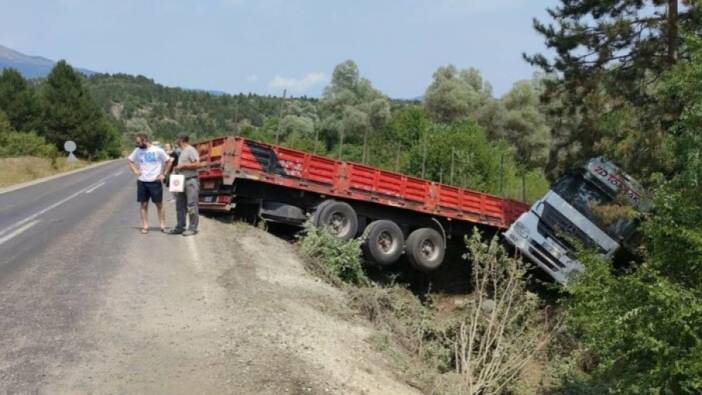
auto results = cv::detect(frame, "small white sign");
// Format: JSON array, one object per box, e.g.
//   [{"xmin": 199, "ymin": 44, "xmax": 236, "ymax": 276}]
[{"xmin": 64, "ymin": 140, "xmax": 77, "ymax": 162}]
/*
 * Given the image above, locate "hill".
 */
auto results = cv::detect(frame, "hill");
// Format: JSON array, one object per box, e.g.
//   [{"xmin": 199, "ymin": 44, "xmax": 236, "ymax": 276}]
[
  {"xmin": 0, "ymin": 44, "xmax": 96, "ymax": 78},
  {"xmin": 85, "ymin": 73, "xmax": 317, "ymax": 143}
]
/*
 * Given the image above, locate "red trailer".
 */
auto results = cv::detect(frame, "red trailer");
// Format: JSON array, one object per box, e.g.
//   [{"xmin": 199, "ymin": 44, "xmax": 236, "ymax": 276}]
[{"xmin": 195, "ymin": 136, "xmax": 529, "ymax": 271}]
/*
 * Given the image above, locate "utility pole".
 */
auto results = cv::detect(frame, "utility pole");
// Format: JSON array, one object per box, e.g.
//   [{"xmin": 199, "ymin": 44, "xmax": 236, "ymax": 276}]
[
  {"xmin": 421, "ymin": 134, "xmax": 427, "ymax": 178},
  {"xmin": 499, "ymin": 153, "xmax": 504, "ymax": 195},
  {"xmin": 450, "ymin": 148, "xmax": 455, "ymax": 184},
  {"xmin": 395, "ymin": 143, "xmax": 401, "ymax": 171},
  {"xmin": 276, "ymin": 89, "xmax": 287, "ymax": 144}
]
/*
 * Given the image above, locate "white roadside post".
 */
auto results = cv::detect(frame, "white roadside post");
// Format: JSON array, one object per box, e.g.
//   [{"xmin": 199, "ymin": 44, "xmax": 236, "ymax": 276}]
[{"xmin": 64, "ymin": 140, "xmax": 77, "ymax": 162}]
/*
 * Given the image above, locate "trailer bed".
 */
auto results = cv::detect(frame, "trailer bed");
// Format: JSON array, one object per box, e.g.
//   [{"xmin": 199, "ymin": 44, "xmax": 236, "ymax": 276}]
[{"xmin": 195, "ymin": 136, "xmax": 529, "ymax": 229}]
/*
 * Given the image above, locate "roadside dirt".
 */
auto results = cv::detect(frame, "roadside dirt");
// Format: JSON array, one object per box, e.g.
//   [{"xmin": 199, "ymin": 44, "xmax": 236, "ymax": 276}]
[{"xmin": 45, "ymin": 217, "xmax": 419, "ymax": 394}]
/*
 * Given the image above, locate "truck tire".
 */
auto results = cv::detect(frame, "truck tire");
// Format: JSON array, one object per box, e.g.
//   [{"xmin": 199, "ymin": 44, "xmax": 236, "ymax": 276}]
[
  {"xmin": 363, "ymin": 220, "xmax": 404, "ymax": 265},
  {"xmin": 311, "ymin": 199, "xmax": 336, "ymax": 226},
  {"xmin": 315, "ymin": 200, "xmax": 358, "ymax": 241},
  {"xmin": 406, "ymin": 227, "xmax": 445, "ymax": 272}
]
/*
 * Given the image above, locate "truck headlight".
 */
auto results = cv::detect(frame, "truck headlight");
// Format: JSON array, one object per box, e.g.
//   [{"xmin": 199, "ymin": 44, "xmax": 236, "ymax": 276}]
[{"xmin": 512, "ymin": 222, "xmax": 529, "ymax": 239}]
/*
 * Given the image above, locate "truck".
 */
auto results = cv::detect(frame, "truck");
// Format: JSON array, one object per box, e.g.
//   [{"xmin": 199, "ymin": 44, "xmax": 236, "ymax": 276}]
[
  {"xmin": 504, "ymin": 157, "xmax": 649, "ymax": 284},
  {"xmin": 194, "ymin": 136, "xmax": 646, "ymax": 282}
]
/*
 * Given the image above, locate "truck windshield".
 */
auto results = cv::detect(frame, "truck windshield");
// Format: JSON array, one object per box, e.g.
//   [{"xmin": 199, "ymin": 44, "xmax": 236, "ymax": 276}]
[{"xmin": 552, "ymin": 173, "xmax": 636, "ymax": 241}]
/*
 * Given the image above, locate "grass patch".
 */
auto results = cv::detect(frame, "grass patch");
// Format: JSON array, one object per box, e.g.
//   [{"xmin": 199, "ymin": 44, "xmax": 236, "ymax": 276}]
[{"xmin": 0, "ymin": 156, "xmax": 92, "ymax": 188}]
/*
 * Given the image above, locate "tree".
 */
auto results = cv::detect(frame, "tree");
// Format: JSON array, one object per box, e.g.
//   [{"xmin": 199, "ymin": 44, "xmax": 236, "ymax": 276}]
[
  {"xmin": 526, "ymin": 1, "xmax": 702, "ymax": 180},
  {"xmin": 41, "ymin": 61, "xmax": 121, "ymax": 158},
  {"xmin": 498, "ymin": 76, "xmax": 551, "ymax": 172},
  {"xmin": 320, "ymin": 60, "xmax": 390, "ymax": 161},
  {"xmin": 0, "ymin": 68, "xmax": 41, "ymax": 132},
  {"xmin": 423, "ymin": 66, "xmax": 493, "ymax": 124}
]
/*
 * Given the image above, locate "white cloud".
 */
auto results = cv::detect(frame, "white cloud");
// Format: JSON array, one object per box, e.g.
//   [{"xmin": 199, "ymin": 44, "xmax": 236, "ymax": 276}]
[
  {"xmin": 268, "ymin": 72, "xmax": 327, "ymax": 94},
  {"xmin": 246, "ymin": 74, "xmax": 259, "ymax": 83}
]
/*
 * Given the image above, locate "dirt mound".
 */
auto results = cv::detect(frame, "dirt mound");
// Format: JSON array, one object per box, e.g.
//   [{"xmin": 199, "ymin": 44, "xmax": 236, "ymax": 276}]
[{"xmin": 212, "ymin": 220, "xmax": 419, "ymax": 394}]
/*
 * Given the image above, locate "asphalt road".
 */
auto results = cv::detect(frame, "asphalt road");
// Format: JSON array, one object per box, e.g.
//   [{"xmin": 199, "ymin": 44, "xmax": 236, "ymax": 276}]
[{"xmin": 0, "ymin": 160, "xmax": 207, "ymax": 392}]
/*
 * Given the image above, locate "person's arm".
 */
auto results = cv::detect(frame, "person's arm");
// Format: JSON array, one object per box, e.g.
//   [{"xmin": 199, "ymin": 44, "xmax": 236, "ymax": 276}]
[
  {"xmin": 127, "ymin": 150, "xmax": 141, "ymax": 176},
  {"xmin": 176, "ymin": 160, "xmax": 202, "ymax": 170},
  {"xmin": 161, "ymin": 158, "xmax": 174, "ymax": 180},
  {"xmin": 159, "ymin": 150, "xmax": 173, "ymax": 181},
  {"xmin": 176, "ymin": 148, "xmax": 202, "ymax": 170}
]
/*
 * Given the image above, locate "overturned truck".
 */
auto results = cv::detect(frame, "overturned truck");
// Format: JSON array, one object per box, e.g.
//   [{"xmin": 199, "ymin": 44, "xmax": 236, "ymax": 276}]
[{"xmin": 194, "ymin": 137, "xmax": 646, "ymax": 284}]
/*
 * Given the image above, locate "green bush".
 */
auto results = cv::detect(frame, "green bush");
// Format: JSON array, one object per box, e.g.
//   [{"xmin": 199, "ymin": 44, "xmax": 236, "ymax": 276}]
[
  {"xmin": 0, "ymin": 131, "xmax": 58, "ymax": 158},
  {"xmin": 298, "ymin": 223, "xmax": 369, "ymax": 287}
]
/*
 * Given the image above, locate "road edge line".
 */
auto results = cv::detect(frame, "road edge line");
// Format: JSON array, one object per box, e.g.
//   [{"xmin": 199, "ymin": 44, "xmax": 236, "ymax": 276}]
[{"xmin": 0, "ymin": 158, "xmax": 122, "ymax": 195}]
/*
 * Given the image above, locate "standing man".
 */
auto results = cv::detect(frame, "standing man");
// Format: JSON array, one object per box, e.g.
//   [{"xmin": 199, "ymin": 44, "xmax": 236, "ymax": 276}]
[
  {"xmin": 167, "ymin": 133, "xmax": 201, "ymax": 236},
  {"xmin": 128, "ymin": 133, "xmax": 173, "ymax": 234}
]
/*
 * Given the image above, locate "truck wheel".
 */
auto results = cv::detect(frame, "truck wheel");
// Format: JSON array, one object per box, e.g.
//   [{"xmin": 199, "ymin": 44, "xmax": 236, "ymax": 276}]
[
  {"xmin": 311, "ymin": 199, "xmax": 336, "ymax": 226},
  {"xmin": 316, "ymin": 201, "xmax": 358, "ymax": 241},
  {"xmin": 363, "ymin": 220, "xmax": 404, "ymax": 265},
  {"xmin": 406, "ymin": 227, "xmax": 445, "ymax": 272}
]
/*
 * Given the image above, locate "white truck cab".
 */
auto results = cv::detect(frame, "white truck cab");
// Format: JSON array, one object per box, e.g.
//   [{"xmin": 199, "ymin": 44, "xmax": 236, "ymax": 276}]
[{"xmin": 504, "ymin": 157, "xmax": 649, "ymax": 284}]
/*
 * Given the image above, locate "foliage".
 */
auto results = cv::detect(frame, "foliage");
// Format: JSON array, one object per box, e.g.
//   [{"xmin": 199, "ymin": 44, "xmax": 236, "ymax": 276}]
[
  {"xmin": 498, "ymin": 76, "xmax": 551, "ymax": 171},
  {"xmin": 560, "ymin": 36, "xmax": 702, "ymax": 393},
  {"xmin": 0, "ymin": 68, "xmax": 41, "ymax": 132},
  {"xmin": 85, "ymin": 73, "xmax": 313, "ymax": 144},
  {"xmin": 298, "ymin": 222, "xmax": 369, "ymax": 287},
  {"xmin": 400, "ymin": 120, "xmax": 548, "ymax": 201},
  {"xmin": 446, "ymin": 231, "xmax": 553, "ymax": 394},
  {"xmin": 41, "ymin": 61, "xmax": 122, "ymax": 159},
  {"xmin": 0, "ymin": 130, "xmax": 58, "ymax": 158},
  {"xmin": 526, "ymin": 0, "xmax": 702, "ymax": 180},
  {"xmin": 320, "ymin": 60, "xmax": 390, "ymax": 161},
  {"xmin": 424, "ymin": 67, "xmax": 553, "ymax": 175}
]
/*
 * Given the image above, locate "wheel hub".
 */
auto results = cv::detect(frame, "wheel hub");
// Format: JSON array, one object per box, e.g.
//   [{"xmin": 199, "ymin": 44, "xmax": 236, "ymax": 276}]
[
  {"xmin": 420, "ymin": 239, "xmax": 438, "ymax": 260},
  {"xmin": 377, "ymin": 231, "xmax": 394, "ymax": 253},
  {"xmin": 327, "ymin": 212, "xmax": 349, "ymax": 235}
]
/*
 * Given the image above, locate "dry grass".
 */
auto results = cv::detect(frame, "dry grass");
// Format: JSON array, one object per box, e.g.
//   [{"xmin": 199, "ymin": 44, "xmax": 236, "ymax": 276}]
[{"xmin": 0, "ymin": 156, "xmax": 91, "ymax": 188}]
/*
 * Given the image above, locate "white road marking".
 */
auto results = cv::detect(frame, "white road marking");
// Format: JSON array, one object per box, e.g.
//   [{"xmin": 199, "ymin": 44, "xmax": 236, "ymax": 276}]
[
  {"xmin": 0, "ymin": 180, "xmax": 106, "ymax": 237},
  {"xmin": 113, "ymin": 170, "xmax": 124, "ymax": 177},
  {"xmin": 84, "ymin": 181, "xmax": 105, "ymax": 194},
  {"xmin": 0, "ymin": 220, "xmax": 39, "ymax": 246},
  {"xmin": 186, "ymin": 236, "xmax": 202, "ymax": 271}
]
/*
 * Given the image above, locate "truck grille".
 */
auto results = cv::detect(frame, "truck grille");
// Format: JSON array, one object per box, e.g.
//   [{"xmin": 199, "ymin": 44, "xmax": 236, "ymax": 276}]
[{"xmin": 537, "ymin": 202, "xmax": 599, "ymax": 251}]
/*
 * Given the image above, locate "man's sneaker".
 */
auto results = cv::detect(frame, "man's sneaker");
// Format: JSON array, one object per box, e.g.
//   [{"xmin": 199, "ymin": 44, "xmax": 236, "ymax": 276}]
[
  {"xmin": 182, "ymin": 230, "xmax": 198, "ymax": 237},
  {"xmin": 167, "ymin": 228, "xmax": 185, "ymax": 235}
]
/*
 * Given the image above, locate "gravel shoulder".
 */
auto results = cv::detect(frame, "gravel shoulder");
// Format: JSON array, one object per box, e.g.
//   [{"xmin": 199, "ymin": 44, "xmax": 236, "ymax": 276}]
[{"xmin": 21, "ymin": 214, "xmax": 418, "ymax": 394}]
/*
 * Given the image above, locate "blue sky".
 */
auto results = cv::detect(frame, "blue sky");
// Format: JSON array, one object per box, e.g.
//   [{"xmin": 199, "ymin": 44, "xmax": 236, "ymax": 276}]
[{"xmin": 0, "ymin": 0, "xmax": 558, "ymax": 98}]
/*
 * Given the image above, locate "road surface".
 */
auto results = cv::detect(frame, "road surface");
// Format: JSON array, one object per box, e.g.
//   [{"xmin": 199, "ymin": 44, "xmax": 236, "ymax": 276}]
[{"xmin": 0, "ymin": 160, "xmax": 417, "ymax": 394}]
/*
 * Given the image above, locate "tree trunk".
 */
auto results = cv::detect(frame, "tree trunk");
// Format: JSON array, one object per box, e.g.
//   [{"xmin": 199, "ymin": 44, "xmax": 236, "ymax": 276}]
[{"xmin": 667, "ymin": 0, "xmax": 678, "ymax": 65}]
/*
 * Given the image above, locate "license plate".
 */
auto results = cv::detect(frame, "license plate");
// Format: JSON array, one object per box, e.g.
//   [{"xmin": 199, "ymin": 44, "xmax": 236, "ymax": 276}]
[{"xmin": 203, "ymin": 196, "xmax": 215, "ymax": 203}]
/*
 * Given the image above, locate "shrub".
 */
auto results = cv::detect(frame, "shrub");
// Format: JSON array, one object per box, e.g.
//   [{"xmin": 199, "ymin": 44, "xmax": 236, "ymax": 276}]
[
  {"xmin": 298, "ymin": 223, "xmax": 369, "ymax": 287},
  {"xmin": 446, "ymin": 231, "xmax": 554, "ymax": 395},
  {"xmin": 0, "ymin": 131, "xmax": 58, "ymax": 159}
]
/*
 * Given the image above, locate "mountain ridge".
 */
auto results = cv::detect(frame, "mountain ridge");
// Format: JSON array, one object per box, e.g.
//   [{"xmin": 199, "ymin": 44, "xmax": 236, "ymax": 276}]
[{"xmin": 0, "ymin": 44, "xmax": 97, "ymax": 78}]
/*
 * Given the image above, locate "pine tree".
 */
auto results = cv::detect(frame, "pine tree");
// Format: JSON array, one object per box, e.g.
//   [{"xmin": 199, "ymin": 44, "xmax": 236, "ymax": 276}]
[
  {"xmin": 41, "ymin": 60, "xmax": 121, "ymax": 158},
  {"xmin": 526, "ymin": 1, "xmax": 702, "ymax": 180},
  {"xmin": 0, "ymin": 68, "xmax": 41, "ymax": 133}
]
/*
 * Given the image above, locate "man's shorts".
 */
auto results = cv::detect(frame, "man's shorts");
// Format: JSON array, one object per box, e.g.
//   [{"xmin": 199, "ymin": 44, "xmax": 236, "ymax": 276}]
[{"xmin": 137, "ymin": 180, "xmax": 163, "ymax": 203}]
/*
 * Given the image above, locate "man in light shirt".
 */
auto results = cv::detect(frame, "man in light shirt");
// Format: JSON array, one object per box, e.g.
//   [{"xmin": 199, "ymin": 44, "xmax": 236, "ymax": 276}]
[{"xmin": 127, "ymin": 133, "xmax": 173, "ymax": 234}]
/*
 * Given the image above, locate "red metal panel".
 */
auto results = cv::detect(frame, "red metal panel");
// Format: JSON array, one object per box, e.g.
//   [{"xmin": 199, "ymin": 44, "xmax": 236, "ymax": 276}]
[{"xmin": 306, "ymin": 156, "xmax": 336, "ymax": 185}]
